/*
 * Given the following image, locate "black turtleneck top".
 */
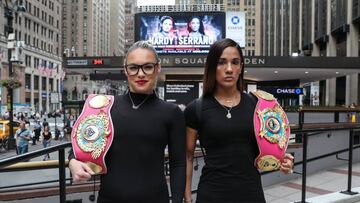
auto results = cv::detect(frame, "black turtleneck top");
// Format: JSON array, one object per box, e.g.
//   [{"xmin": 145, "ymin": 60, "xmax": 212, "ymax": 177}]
[{"xmin": 69, "ymin": 91, "xmax": 186, "ymax": 203}]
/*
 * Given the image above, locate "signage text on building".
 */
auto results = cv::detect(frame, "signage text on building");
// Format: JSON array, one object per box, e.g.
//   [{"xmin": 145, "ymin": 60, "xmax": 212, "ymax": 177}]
[{"xmin": 67, "ymin": 59, "xmax": 88, "ymax": 66}]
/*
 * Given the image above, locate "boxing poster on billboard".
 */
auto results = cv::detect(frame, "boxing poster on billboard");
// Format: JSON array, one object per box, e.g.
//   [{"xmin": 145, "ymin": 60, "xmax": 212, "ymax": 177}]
[{"xmin": 135, "ymin": 12, "xmax": 225, "ymax": 54}]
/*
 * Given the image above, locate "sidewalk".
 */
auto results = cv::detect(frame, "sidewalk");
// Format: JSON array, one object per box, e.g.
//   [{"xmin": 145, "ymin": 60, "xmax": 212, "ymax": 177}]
[
  {"xmin": 264, "ymin": 162, "xmax": 360, "ymax": 203},
  {"xmin": 0, "ymin": 139, "xmax": 67, "ymax": 160},
  {"xmin": 1, "ymin": 143, "xmax": 359, "ymax": 203}
]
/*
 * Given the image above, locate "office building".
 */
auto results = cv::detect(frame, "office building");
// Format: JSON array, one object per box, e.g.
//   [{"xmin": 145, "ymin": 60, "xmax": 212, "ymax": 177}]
[
  {"xmin": 0, "ymin": 0, "xmax": 63, "ymax": 114},
  {"xmin": 62, "ymin": 0, "xmax": 126, "ymax": 101},
  {"xmin": 261, "ymin": 0, "xmax": 360, "ymax": 105}
]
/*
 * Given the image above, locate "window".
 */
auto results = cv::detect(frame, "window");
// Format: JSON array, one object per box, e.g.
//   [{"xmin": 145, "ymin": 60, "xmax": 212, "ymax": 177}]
[
  {"xmin": 42, "ymin": 77, "xmax": 47, "ymax": 91},
  {"xmin": 72, "ymin": 88, "xmax": 78, "ymax": 100},
  {"xmin": 49, "ymin": 78, "xmax": 54, "ymax": 91},
  {"xmin": 25, "ymin": 74, "xmax": 31, "ymax": 89},
  {"xmin": 34, "ymin": 75, "xmax": 39, "ymax": 90}
]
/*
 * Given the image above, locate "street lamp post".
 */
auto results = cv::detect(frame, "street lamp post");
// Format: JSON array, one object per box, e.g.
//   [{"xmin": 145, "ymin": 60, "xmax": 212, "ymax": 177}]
[
  {"xmin": 4, "ymin": 0, "xmax": 26, "ymax": 150},
  {"xmin": 5, "ymin": 2, "xmax": 15, "ymax": 150}
]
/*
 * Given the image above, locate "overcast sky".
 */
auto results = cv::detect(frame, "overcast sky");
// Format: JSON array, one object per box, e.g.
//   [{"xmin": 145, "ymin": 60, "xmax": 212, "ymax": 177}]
[{"xmin": 137, "ymin": 0, "xmax": 175, "ymax": 6}]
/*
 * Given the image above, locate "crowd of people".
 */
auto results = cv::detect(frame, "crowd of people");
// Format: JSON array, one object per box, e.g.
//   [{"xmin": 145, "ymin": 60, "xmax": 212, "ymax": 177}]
[{"xmin": 8, "ymin": 112, "xmax": 74, "ymax": 160}]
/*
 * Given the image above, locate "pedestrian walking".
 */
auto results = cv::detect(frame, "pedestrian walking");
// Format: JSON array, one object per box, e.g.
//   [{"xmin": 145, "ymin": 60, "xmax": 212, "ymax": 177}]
[
  {"xmin": 33, "ymin": 119, "xmax": 41, "ymax": 145},
  {"xmin": 42, "ymin": 119, "xmax": 49, "ymax": 129},
  {"xmin": 64, "ymin": 124, "xmax": 72, "ymax": 141},
  {"xmin": 42, "ymin": 126, "xmax": 52, "ymax": 161},
  {"xmin": 15, "ymin": 121, "xmax": 32, "ymax": 155}
]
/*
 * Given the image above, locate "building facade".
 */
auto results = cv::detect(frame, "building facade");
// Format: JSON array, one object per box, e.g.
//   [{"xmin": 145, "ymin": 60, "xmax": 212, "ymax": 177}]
[
  {"xmin": 62, "ymin": 0, "xmax": 126, "ymax": 101},
  {"xmin": 62, "ymin": 0, "xmax": 110, "ymax": 57},
  {"xmin": 110, "ymin": 0, "xmax": 126, "ymax": 56},
  {"xmin": 173, "ymin": 0, "xmax": 261, "ymax": 56},
  {"xmin": 125, "ymin": 0, "xmax": 137, "ymax": 51},
  {"xmin": 0, "ymin": 0, "xmax": 63, "ymax": 114},
  {"xmin": 261, "ymin": 0, "xmax": 360, "ymax": 106}
]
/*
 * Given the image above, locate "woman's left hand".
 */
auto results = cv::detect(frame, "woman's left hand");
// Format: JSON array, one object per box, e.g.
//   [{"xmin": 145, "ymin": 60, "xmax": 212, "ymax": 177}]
[{"xmin": 280, "ymin": 153, "xmax": 294, "ymax": 174}]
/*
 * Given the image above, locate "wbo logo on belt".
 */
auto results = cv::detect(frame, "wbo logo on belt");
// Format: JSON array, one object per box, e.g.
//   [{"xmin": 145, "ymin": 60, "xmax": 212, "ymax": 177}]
[
  {"xmin": 71, "ymin": 94, "xmax": 114, "ymax": 174},
  {"xmin": 252, "ymin": 90, "xmax": 290, "ymax": 171}
]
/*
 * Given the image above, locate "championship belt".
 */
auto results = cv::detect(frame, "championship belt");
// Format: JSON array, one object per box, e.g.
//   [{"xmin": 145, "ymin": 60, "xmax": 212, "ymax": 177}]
[
  {"xmin": 252, "ymin": 90, "xmax": 290, "ymax": 171},
  {"xmin": 71, "ymin": 94, "xmax": 114, "ymax": 174}
]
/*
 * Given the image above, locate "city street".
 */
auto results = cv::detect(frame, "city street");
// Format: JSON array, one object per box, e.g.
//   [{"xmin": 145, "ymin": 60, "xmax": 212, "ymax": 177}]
[
  {"xmin": 0, "ymin": 116, "xmax": 69, "ymax": 158},
  {"xmin": 1, "ymin": 0, "xmax": 360, "ymax": 202}
]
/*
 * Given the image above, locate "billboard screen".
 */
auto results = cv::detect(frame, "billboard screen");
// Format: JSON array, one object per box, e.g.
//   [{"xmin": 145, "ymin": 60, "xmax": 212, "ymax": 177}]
[
  {"xmin": 226, "ymin": 11, "xmax": 246, "ymax": 47},
  {"xmin": 135, "ymin": 12, "xmax": 225, "ymax": 54}
]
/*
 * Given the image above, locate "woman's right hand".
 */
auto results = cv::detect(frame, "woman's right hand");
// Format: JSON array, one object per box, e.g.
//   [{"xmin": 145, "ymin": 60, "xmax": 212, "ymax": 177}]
[
  {"xmin": 183, "ymin": 196, "xmax": 193, "ymax": 203},
  {"xmin": 68, "ymin": 159, "xmax": 95, "ymax": 182}
]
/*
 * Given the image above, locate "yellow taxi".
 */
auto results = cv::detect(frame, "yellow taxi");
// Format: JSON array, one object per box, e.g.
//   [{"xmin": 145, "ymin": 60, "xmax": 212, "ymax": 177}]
[{"xmin": 0, "ymin": 120, "xmax": 21, "ymax": 141}]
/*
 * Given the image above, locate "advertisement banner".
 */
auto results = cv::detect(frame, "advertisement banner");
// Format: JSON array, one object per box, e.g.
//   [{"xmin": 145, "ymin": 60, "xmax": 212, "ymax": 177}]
[
  {"xmin": 226, "ymin": 12, "xmax": 246, "ymax": 47},
  {"xmin": 310, "ymin": 82, "xmax": 320, "ymax": 106},
  {"xmin": 135, "ymin": 12, "xmax": 225, "ymax": 54},
  {"xmin": 1, "ymin": 103, "xmax": 32, "ymax": 115},
  {"xmin": 164, "ymin": 81, "xmax": 200, "ymax": 105}
]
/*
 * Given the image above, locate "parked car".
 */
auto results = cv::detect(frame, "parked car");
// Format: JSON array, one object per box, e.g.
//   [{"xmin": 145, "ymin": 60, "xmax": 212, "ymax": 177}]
[{"xmin": 0, "ymin": 120, "xmax": 20, "ymax": 150}]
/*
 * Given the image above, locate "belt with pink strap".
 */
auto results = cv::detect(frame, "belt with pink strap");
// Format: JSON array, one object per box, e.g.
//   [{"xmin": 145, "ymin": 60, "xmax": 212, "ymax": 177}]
[
  {"xmin": 71, "ymin": 94, "xmax": 114, "ymax": 174},
  {"xmin": 252, "ymin": 90, "xmax": 290, "ymax": 171}
]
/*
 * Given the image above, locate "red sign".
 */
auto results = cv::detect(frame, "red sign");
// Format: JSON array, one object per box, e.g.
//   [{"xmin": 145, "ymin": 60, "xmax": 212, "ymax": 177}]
[{"xmin": 92, "ymin": 59, "xmax": 104, "ymax": 65}]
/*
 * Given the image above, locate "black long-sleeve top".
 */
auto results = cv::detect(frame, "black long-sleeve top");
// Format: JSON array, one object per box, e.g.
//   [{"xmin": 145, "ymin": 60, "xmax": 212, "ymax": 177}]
[{"xmin": 69, "ymin": 92, "xmax": 186, "ymax": 203}]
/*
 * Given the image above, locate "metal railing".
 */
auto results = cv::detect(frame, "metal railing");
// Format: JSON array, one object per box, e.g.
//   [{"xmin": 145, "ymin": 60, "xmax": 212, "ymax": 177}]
[
  {"xmin": 184, "ymin": 127, "xmax": 360, "ymax": 198},
  {"xmin": 0, "ymin": 142, "xmax": 72, "ymax": 203},
  {"xmin": 292, "ymin": 108, "xmax": 360, "ymax": 203},
  {"xmin": 1, "ymin": 109, "xmax": 360, "ymax": 203}
]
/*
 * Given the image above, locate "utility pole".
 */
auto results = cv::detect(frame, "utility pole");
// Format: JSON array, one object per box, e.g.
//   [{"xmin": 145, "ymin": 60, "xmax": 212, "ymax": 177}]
[
  {"xmin": 5, "ymin": 2, "xmax": 15, "ymax": 150},
  {"xmin": 4, "ymin": 0, "xmax": 26, "ymax": 150}
]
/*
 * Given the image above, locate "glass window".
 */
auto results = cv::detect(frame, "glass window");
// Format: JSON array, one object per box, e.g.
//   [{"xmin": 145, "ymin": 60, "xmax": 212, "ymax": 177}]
[
  {"xmin": 42, "ymin": 77, "xmax": 46, "ymax": 91},
  {"xmin": 25, "ymin": 74, "xmax": 31, "ymax": 89},
  {"xmin": 49, "ymin": 78, "xmax": 54, "ymax": 91},
  {"xmin": 34, "ymin": 75, "xmax": 39, "ymax": 90}
]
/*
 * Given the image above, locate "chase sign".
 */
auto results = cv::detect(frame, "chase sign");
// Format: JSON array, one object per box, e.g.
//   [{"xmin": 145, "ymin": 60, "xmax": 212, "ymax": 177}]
[{"xmin": 276, "ymin": 88, "xmax": 303, "ymax": 95}]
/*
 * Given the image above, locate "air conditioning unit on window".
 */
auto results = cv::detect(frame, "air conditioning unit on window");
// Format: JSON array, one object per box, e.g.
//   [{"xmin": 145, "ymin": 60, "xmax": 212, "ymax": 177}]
[{"xmin": 10, "ymin": 41, "xmax": 25, "ymax": 63}]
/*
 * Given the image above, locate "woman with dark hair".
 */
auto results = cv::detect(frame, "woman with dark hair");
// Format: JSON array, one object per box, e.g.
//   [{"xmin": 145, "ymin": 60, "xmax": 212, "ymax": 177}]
[
  {"xmin": 42, "ymin": 125, "xmax": 52, "ymax": 161},
  {"xmin": 184, "ymin": 38, "xmax": 294, "ymax": 203},
  {"xmin": 187, "ymin": 16, "xmax": 205, "ymax": 38},
  {"xmin": 154, "ymin": 15, "xmax": 175, "ymax": 38}
]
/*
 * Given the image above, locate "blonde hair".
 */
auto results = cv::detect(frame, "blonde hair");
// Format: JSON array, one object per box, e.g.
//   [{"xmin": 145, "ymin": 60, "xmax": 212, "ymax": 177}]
[{"xmin": 125, "ymin": 41, "xmax": 159, "ymax": 65}]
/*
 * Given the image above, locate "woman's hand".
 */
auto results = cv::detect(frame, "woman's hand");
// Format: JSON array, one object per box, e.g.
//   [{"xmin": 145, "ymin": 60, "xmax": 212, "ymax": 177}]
[
  {"xmin": 183, "ymin": 198, "xmax": 192, "ymax": 203},
  {"xmin": 280, "ymin": 153, "xmax": 294, "ymax": 174},
  {"xmin": 68, "ymin": 159, "xmax": 95, "ymax": 182}
]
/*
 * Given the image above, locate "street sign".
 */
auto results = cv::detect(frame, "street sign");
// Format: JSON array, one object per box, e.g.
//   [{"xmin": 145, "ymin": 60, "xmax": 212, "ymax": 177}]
[{"xmin": 50, "ymin": 92, "xmax": 60, "ymax": 104}]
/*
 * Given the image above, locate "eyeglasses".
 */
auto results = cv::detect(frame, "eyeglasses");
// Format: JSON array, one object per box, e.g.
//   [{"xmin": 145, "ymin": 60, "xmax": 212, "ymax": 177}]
[{"xmin": 125, "ymin": 62, "xmax": 158, "ymax": 76}]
